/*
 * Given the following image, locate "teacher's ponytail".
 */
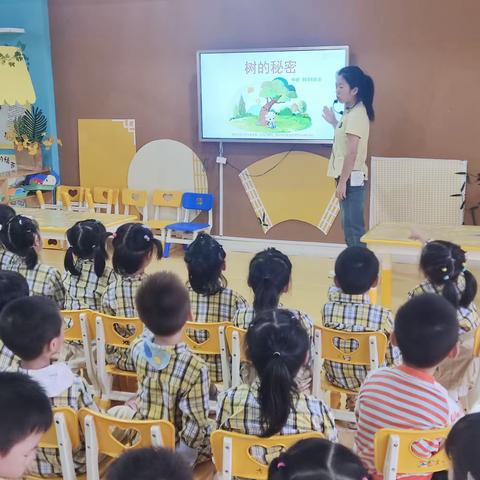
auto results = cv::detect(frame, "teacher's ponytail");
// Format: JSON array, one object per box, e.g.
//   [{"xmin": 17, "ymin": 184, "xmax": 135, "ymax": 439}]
[{"xmin": 338, "ymin": 66, "xmax": 375, "ymax": 121}]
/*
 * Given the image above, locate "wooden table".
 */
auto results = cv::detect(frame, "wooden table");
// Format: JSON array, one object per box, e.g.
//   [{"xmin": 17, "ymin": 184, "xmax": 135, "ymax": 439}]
[
  {"xmin": 361, "ymin": 223, "xmax": 480, "ymax": 308},
  {"xmin": 16, "ymin": 207, "xmax": 137, "ymax": 240}
]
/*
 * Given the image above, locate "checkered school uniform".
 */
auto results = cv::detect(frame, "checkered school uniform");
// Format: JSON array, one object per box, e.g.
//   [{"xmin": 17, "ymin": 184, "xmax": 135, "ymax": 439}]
[
  {"xmin": 7, "ymin": 256, "xmax": 65, "ymax": 307},
  {"xmin": 188, "ymin": 285, "xmax": 248, "ymax": 383},
  {"xmin": 322, "ymin": 286, "xmax": 400, "ymax": 391},
  {"xmin": 0, "ymin": 342, "xmax": 18, "ymax": 371},
  {"xmin": 13, "ymin": 365, "xmax": 98, "ymax": 477},
  {"xmin": 63, "ymin": 259, "xmax": 116, "ymax": 311},
  {"xmin": 124, "ymin": 338, "xmax": 212, "ymax": 463},
  {"xmin": 0, "ymin": 246, "xmax": 16, "ymax": 270},
  {"xmin": 408, "ymin": 275, "xmax": 479, "ymax": 333},
  {"xmin": 217, "ymin": 380, "xmax": 337, "ymax": 464}
]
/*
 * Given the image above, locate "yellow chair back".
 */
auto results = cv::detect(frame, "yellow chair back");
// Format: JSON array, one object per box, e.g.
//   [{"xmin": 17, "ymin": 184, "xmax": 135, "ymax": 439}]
[
  {"xmin": 93, "ymin": 187, "xmax": 119, "ymax": 206},
  {"xmin": 61, "ymin": 309, "xmax": 90, "ymax": 342},
  {"xmin": 39, "ymin": 407, "xmax": 81, "ymax": 450},
  {"xmin": 151, "ymin": 190, "xmax": 182, "ymax": 207},
  {"xmin": 315, "ymin": 325, "xmax": 387, "ymax": 366},
  {"xmin": 224, "ymin": 325, "xmax": 247, "ymax": 361},
  {"xmin": 78, "ymin": 408, "xmax": 175, "ymax": 458},
  {"xmin": 94, "ymin": 312, "xmax": 143, "ymax": 349},
  {"xmin": 57, "ymin": 185, "xmax": 85, "ymax": 204},
  {"xmin": 211, "ymin": 430, "xmax": 324, "ymax": 480},
  {"xmin": 182, "ymin": 321, "xmax": 231, "ymax": 355},
  {"xmin": 374, "ymin": 427, "xmax": 450, "ymax": 476},
  {"xmin": 35, "ymin": 189, "xmax": 46, "ymax": 207},
  {"xmin": 60, "ymin": 191, "xmax": 73, "ymax": 210},
  {"xmin": 121, "ymin": 188, "xmax": 147, "ymax": 207}
]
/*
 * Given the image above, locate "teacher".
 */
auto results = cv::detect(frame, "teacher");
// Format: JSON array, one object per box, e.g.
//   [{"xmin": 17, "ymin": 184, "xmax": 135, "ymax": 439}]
[{"xmin": 322, "ymin": 66, "xmax": 375, "ymax": 247}]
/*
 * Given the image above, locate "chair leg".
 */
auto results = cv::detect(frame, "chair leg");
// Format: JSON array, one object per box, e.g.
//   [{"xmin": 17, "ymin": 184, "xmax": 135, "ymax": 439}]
[{"xmin": 164, "ymin": 243, "xmax": 171, "ymax": 257}]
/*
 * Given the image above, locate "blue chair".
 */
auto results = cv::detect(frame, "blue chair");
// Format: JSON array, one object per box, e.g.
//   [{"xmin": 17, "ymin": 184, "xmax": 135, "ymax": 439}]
[{"xmin": 163, "ymin": 192, "xmax": 214, "ymax": 257}]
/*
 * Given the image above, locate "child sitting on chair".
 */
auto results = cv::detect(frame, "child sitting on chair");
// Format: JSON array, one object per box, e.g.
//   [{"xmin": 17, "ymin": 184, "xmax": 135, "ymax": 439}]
[
  {"xmin": 409, "ymin": 239, "xmax": 479, "ymax": 404},
  {"xmin": 0, "ymin": 372, "xmax": 52, "ymax": 479},
  {"xmin": 184, "ymin": 233, "xmax": 247, "ymax": 385},
  {"xmin": 0, "ymin": 296, "xmax": 98, "ymax": 477},
  {"xmin": 111, "ymin": 272, "xmax": 211, "ymax": 467},
  {"xmin": 322, "ymin": 247, "xmax": 400, "ymax": 408},
  {"xmin": 355, "ymin": 294, "xmax": 463, "ymax": 479}
]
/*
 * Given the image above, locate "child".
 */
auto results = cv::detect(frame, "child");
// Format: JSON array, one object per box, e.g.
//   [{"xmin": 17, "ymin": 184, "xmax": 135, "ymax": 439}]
[
  {"xmin": 101, "ymin": 223, "xmax": 162, "ymax": 317},
  {"xmin": 0, "ymin": 372, "xmax": 52, "ymax": 480},
  {"xmin": 268, "ymin": 438, "xmax": 367, "ymax": 480},
  {"xmin": 0, "ymin": 296, "xmax": 99, "ymax": 477},
  {"xmin": 63, "ymin": 219, "xmax": 115, "ymax": 310},
  {"xmin": 322, "ymin": 247, "xmax": 400, "ymax": 400},
  {"xmin": 217, "ymin": 309, "xmax": 336, "ymax": 465},
  {"xmin": 2, "ymin": 215, "xmax": 65, "ymax": 307},
  {"xmin": 355, "ymin": 294, "xmax": 463, "ymax": 479},
  {"xmin": 233, "ymin": 248, "xmax": 313, "ymax": 390},
  {"xmin": 184, "ymin": 233, "xmax": 247, "ymax": 384},
  {"xmin": 113, "ymin": 272, "xmax": 211, "ymax": 466},
  {"xmin": 409, "ymin": 240, "xmax": 478, "ymax": 402},
  {"xmin": 0, "ymin": 271, "xmax": 29, "ymax": 370},
  {"xmin": 106, "ymin": 447, "xmax": 192, "ymax": 480},
  {"xmin": 0, "ymin": 204, "xmax": 16, "ymax": 269},
  {"xmin": 445, "ymin": 413, "xmax": 480, "ymax": 480}
]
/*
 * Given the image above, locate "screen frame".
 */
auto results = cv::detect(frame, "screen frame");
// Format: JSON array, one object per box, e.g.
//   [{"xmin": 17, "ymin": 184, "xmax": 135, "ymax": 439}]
[{"xmin": 196, "ymin": 45, "xmax": 349, "ymax": 144}]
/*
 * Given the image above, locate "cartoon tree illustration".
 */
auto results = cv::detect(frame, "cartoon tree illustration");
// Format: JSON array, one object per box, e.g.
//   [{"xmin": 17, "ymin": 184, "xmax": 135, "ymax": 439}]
[
  {"xmin": 258, "ymin": 77, "xmax": 297, "ymax": 125},
  {"xmin": 238, "ymin": 95, "xmax": 246, "ymax": 117}
]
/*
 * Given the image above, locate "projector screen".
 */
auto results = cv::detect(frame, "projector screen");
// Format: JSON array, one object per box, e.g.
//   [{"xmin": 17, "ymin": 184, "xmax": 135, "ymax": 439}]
[{"xmin": 197, "ymin": 46, "xmax": 349, "ymax": 144}]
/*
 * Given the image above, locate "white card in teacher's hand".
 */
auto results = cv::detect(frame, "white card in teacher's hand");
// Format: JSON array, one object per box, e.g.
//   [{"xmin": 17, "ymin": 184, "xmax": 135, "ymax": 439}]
[{"xmin": 350, "ymin": 170, "xmax": 365, "ymax": 186}]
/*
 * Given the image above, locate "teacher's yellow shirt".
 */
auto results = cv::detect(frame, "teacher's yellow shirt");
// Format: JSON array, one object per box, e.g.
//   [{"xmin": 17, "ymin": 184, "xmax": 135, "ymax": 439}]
[{"xmin": 327, "ymin": 101, "xmax": 370, "ymax": 179}]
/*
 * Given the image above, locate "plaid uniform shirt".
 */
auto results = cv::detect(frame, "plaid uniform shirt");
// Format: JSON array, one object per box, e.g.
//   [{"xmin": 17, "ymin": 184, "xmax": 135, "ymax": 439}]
[
  {"xmin": 125, "ymin": 338, "xmax": 211, "ymax": 463},
  {"xmin": 408, "ymin": 276, "xmax": 479, "ymax": 334},
  {"xmin": 322, "ymin": 286, "xmax": 400, "ymax": 391},
  {"xmin": 12, "ymin": 365, "xmax": 98, "ymax": 477},
  {"xmin": 0, "ymin": 246, "xmax": 16, "ymax": 270},
  {"xmin": 7, "ymin": 256, "xmax": 65, "ymax": 307},
  {"xmin": 217, "ymin": 380, "xmax": 337, "ymax": 464},
  {"xmin": 101, "ymin": 273, "xmax": 146, "ymax": 367},
  {"xmin": 63, "ymin": 259, "xmax": 116, "ymax": 310},
  {"xmin": 188, "ymin": 285, "xmax": 248, "ymax": 383},
  {"xmin": 0, "ymin": 342, "xmax": 18, "ymax": 371}
]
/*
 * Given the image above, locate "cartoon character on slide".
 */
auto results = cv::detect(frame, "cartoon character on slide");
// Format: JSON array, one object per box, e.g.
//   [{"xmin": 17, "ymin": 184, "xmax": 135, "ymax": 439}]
[{"xmin": 265, "ymin": 111, "xmax": 277, "ymax": 129}]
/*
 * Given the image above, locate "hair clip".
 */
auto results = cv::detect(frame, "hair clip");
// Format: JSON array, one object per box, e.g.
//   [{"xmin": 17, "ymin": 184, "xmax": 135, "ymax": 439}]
[
  {"xmin": 443, "ymin": 275, "xmax": 449, "ymax": 281},
  {"xmin": 0, "ymin": 224, "xmax": 3, "ymax": 232},
  {"xmin": 273, "ymin": 351, "xmax": 281, "ymax": 357},
  {"xmin": 91, "ymin": 244, "xmax": 96, "ymax": 248},
  {"xmin": 144, "ymin": 234, "xmax": 150, "ymax": 242},
  {"xmin": 112, "ymin": 232, "xmax": 117, "ymax": 238},
  {"xmin": 277, "ymin": 462, "xmax": 286, "ymax": 469},
  {"xmin": 441, "ymin": 267, "xmax": 448, "ymax": 273}
]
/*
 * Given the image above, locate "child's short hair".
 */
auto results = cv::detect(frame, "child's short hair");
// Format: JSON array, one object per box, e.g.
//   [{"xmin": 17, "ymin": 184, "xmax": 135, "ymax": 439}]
[
  {"xmin": 0, "ymin": 371, "xmax": 52, "ymax": 455},
  {"xmin": 135, "ymin": 272, "xmax": 190, "ymax": 336},
  {"xmin": 0, "ymin": 296, "xmax": 62, "ymax": 361},
  {"xmin": 0, "ymin": 271, "xmax": 29, "ymax": 313},
  {"xmin": 446, "ymin": 413, "xmax": 480, "ymax": 480},
  {"xmin": 106, "ymin": 447, "xmax": 192, "ymax": 480},
  {"xmin": 394, "ymin": 294, "xmax": 459, "ymax": 368},
  {"xmin": 268, "ymin": 438, "xmax": 366, "ymax": 480},
  {"xmin": 334, "ymin": 247, "xmax": 379, "ymax": 294}
]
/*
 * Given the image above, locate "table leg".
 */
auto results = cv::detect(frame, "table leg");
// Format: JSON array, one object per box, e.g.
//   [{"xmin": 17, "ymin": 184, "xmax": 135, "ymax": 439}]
[{"xmin": 380, "ymin": 253, "xmax": 393, "ymax": 309}]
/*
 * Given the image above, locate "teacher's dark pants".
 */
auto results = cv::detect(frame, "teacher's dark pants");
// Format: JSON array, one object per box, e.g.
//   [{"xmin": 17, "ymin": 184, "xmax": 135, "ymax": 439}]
[{"xmin": 337, "ymin": 178, "xmax": 366, "ymax": 247}]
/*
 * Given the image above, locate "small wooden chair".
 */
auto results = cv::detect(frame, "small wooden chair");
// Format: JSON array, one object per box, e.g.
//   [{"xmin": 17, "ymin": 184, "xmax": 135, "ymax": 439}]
[
  {"xmin": 79, "ymin": 408, "xmax": 175, "ymax": 480},
  {"xmin": 182, "ymin": 321, "xmax": 231, "ymax": 391},
  {"xmin": 121, "ymin": 188, "xmax": 148, "ymax": 219},
  {"xmin": 146, "ymin": 190, "xmax": 182, "ymax": 241},
  {"xmin": 94, "ymin": 312, "xmax": 143, "ymax": 403},
  {"xmin": 312, "ymin": 325, "xmax": 387, "ymax": 422},
  {"xmin": 211, "ymin": 430, "xmax": 324, "ymax": 480},
  {"xmin": 374, "ymin": 427, "xmax": 450, "ymax": 480},
  {"xmin": 24, "ymin": 407, "xmax": 84, "ymax": 480},
  {"xmin": 221, "ymin": 325, "xmax": 247, "ymax": 388}
]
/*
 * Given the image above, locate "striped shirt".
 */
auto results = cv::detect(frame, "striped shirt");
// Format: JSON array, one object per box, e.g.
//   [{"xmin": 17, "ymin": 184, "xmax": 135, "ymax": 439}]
[
  {"xmin": 322, "ymin": 286, "xmax": 401, "ymax": 390},
  {"xmin": 6, "ymin": 256, "xmax": 65, "ymax": 307},
  {"xmin": 408, "ymin": 275, "xmax": 479, "ymax": 334},
  {"xmin": 355, "ymin": 365, "xmax": 463, "ymax": 478},
  {"xmin": 188, "ymin": 285, "xmax": 248, "ymax": 383},
  {"xmin": 63, "ymin": 259, "xmax": 116, "ymax": 310}
]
